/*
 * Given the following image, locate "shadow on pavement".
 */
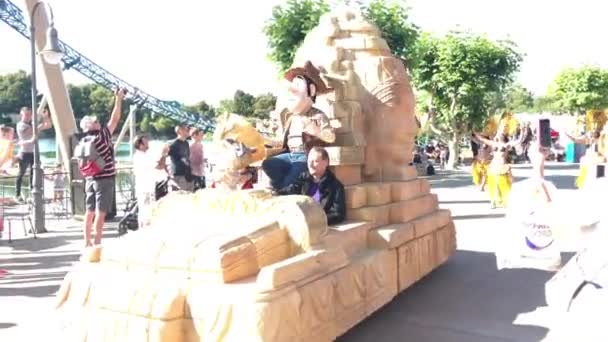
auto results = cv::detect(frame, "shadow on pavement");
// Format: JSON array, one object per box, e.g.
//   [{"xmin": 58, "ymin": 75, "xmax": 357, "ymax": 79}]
[
  {"xmin": 452, "ymin": 213, "xmax": 506, "ymax": 221},
  {"xmin": 544, "ymin": 175, "xmax": 577, "ymax": 190},
  {"xmin": 0, "ymin": 253, "xmax": 78, "ymax": 298},
  {"xmin": 424, "ymin": 171, "xmax": 474, "ymax": 189},
  {"xmin": 439, "ymin": 200, "xmax": 490, "ymax": 205},
  {"xmin": 339, "ymin": 250, "xmax": 551, "ymax": 342},
  {"xmin": 0, "ymin": 322, "xmax": 16, "ymax": 329},
  {"xmin": 1, "ymin": 233, "xmax": 82, "ymax": 253}
]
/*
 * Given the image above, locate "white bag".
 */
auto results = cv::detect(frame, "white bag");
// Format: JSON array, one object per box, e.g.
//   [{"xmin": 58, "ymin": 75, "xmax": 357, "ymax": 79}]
[{"xmin": 496, "ymin": 179, "xmax": 562, "ymax": 271}]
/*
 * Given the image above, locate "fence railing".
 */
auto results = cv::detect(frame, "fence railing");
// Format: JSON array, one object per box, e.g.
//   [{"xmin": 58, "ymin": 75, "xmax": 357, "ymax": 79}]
[{"xmin": 0, "ymin": 165, "xmax": 136, "ymax": 221}]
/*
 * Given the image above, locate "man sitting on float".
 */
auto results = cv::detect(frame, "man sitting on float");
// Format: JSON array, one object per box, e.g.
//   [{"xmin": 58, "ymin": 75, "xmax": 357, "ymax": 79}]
[
  {"xmin": 275, "ymin": 146, "xmax": 346, "ymax": 225},
  {"xmin": 262, "ymin": 61, "xmax": 336, "ymax": 190}
]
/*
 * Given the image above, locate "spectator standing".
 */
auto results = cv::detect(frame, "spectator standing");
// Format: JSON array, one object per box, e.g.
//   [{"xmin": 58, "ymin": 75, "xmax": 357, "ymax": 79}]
[
  {"xmin": 79, "ymin": 88, "xmax": 125, "ymax": 247},
  {"xmin": 189, "ymin": 128, "xmax": 206, "ymax": 191},
  {"xmin": 132, "ymin": 135, "xmax": 169, "ymax": 229},
  {"xmin": 15, "ymin": 107, "xmax": 52, "ymax": 201},
  {"xmin": 168, "ymin": 124, "xmax": 193, "ymax": 191}
]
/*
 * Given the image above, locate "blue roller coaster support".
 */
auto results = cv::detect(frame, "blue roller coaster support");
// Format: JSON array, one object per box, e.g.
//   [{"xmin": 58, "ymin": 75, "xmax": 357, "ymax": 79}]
[{"xmin": 0, "ymin": 0, "xmax": 215, "ymax": 132}]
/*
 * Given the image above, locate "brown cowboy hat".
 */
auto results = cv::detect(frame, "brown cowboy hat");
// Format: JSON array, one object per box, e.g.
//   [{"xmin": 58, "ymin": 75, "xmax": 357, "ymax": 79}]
[{"xmin": 284, "ymin": 60, "xmax": 332, "ymax": 95}]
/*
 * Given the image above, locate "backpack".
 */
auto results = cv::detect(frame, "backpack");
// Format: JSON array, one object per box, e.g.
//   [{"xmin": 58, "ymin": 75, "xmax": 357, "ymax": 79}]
[
  {"xmin": 74, "ymin": 135, "xmax": 106, "ymax": 178},
  {"xmin": 426, "ymin": 163, "xmax": 435, "ymax": 175}
]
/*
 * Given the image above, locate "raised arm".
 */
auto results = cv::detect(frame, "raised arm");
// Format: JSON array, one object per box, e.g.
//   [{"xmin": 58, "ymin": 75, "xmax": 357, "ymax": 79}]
[
  {"xmin": 38, "ymin": 109, "xmax": 53, "ymax": 131},
  {"xmin": 472, "ymin": 132, "xmax": 496, "ymax": 147},
  {"xmin": 107, "ymin": 88, "xmax": 127, "ymax": 135},
  {"xmin": 564, "ymin": 132, "xmax": 587, "ymax": 144}
]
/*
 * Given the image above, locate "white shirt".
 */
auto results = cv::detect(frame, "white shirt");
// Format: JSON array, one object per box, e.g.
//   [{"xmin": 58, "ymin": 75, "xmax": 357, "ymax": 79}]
[{"xmin": 133, "ymin": 150, "xmax": 164, "ymax": 197}]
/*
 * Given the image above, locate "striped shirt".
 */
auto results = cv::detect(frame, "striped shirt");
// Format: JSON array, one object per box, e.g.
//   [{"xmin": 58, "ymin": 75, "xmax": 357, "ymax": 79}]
[{"xmin": 92, "ymin": 126, "xmax": 115, "ymax": 179}]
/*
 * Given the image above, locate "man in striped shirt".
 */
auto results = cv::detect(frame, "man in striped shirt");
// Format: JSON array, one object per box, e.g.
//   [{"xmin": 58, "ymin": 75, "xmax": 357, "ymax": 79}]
[{"xmin": 79, "ymin": 88, "xmax": 125, "ymax": 247}]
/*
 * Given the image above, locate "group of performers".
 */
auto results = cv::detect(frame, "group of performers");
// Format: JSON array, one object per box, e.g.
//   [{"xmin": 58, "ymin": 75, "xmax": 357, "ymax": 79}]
[
  {"xmin": 471, "ymin": 120, "xmax": 527, "ymax": 209},
  {"xmin": 471, "ymin": 113, "xmax": 608, "ymax": 208}
]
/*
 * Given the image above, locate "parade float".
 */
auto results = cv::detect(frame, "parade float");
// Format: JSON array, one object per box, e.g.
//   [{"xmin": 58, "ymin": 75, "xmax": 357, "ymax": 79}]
[{"xmin": 54, "ymin": 7, "xmax": 456, "ymax": 341}]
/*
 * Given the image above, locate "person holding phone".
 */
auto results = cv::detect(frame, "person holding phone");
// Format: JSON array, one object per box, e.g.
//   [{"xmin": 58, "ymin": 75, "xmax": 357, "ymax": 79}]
[{"xmin": 79, "ymin": 87, "xmax": 125, "ymax": 248}]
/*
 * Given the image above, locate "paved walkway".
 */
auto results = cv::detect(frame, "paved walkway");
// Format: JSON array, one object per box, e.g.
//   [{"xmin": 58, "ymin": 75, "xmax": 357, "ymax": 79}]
[
  {"xmin": 0, "ymin": 163, "xmax": 586, "ymax": 341},
  {"xmin": 340, "ymin": 163, "xmax": 584, "ymax": 342}
]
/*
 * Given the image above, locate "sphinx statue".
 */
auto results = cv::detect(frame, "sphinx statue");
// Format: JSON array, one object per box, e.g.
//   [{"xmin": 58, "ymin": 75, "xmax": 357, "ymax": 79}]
[
  {"xmin": 291, "ymin": 7, "xmax": 417, "ymax": 181},
  {"xmin": 53, "ymin": 7, "xmax": 456, "ymax": 342}
]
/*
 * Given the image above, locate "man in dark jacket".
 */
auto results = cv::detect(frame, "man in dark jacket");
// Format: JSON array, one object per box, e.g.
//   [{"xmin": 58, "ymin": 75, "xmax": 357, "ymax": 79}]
[{"xmin": 276, "ymin": 146, "xmax": 346, "ymax": 225}]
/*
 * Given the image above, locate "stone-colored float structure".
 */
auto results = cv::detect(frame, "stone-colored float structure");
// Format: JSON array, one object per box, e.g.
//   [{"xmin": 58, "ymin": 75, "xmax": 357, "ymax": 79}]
[{"xmin": 55, "ymin": 8, "xmax": 457, "ymax": 341}]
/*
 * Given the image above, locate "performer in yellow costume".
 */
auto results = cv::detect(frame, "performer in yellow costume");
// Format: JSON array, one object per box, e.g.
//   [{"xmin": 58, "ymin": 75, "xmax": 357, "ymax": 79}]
[
  {"xmin": 471, "ymin": 134, "xmax": 492, "ymax": 191},
  {"xmin": 565, "ymin": 127, "xmax": 607, "ymax": 189},
  {"xmin": 473, "ymin": 123, "xmax": 516, "ymax": 209}
]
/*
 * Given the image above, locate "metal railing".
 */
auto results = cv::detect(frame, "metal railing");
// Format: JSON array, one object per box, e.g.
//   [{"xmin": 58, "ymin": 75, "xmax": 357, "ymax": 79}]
[{"xmin": 0, "ymin": 165, "xmax": 136, "ymax": 221}]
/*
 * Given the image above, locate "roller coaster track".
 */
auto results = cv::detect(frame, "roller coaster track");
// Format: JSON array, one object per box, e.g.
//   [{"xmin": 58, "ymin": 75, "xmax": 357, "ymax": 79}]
[{"xmin": 0, "ymin": 0, "xmax": 215, "ymax": 131}]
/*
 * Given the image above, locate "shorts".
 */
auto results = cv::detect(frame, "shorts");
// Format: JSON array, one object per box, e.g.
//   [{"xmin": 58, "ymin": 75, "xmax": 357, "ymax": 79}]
[
  {"xmin": 173, "ymin": 176, "xmax": 194, "ymax": 192},
  {"xmin": 85, "ymin": 176, "xmax": 115, "ymax": 213}
]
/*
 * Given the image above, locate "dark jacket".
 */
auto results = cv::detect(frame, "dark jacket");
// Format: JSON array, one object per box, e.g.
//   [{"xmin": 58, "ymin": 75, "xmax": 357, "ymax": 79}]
[
  {"xmin": 277, "ymin": 169, "xmax": 346, "ymax": 225},
  {"xmin": 168, "ymin": 138, "xmax": 191, "ymax": 178}
]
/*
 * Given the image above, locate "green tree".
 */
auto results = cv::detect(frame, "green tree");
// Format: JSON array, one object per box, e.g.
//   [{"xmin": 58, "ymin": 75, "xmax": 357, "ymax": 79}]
[
  {"xmin": 217, "ymin": 90, "xmax": 258, "ymax": 117},
  {"xmin": 482, "ymin": 84, "xmax": 534, "ymax": 119},
  {"xmin": 184, "ymin": 100, "xmax": 216, "ymax": 117},
  {"xmin": 362, "ymin": 0, "xmax": 419, "ymax": 68},
  {"xmin": 264, "ymin": 0, "xmax": 330, "ymax": 73},
  {"xmin": 548, "ymin": 65, "xmax": 608, "ymax": 114},
  {"xmin": 532, "ymin": 95, "xmax": 559, "ymax": 113},
  {"xmin": 232, "ymin": 90, "xmax": 256, "ymax": 117},
  {"xmin": 151, "ymin": 116, "xmax": 178, "ymax": 136},
  {"xmin": 412, "ymin": 31, "xmax": 523, "ymax": 168},
  {"xmin": 263, "ymin": 0, "xmax": 419, "ymax": 74},
  {"xmin": 0, "ymin": 70, "xmax": 31, "ymax": 118},
  {"xmin": 252, "ymin": 93, "xmax": 277, "ymax": 119},
  {"xmin": 503, "ymin": 84, "xmax": 534, "ymax": 112}
]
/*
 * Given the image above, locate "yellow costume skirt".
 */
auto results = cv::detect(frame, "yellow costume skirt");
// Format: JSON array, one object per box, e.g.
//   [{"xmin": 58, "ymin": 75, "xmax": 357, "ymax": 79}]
[
  {"xmin": 472, "ymin": 160, "xmax": 489, "ymax": 186},
  {"xmin": 575, "ymin": 164, "xmax": 588, "ymax": 189},
  {"xmin": 487, "ymin": 170, "xmax": 512, "ymax": 208}
]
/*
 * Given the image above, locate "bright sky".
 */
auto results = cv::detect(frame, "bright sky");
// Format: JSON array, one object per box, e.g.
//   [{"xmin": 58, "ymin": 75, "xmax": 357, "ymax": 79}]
[{"xmin": 1, "ymin": 0, "xmax": 607, "ymax": 107}]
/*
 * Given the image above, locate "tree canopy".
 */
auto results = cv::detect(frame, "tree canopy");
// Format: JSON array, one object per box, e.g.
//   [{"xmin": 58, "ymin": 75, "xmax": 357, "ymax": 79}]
[
  {"xmin": 413, "ymin": 31, "xmax": 523, "ymax": 167},
  {"xmin": 548, "ymin": 65, "xmax": 608, "ymax": 114},
  {"xmin": 263, "ymin": 0, "xmax": 420, "ymax": 73},
  {"xmin": 263, "ymin": 0, "xmax": 330, "ymax": 74},
  {"xmin": 0, "ymin": 70, "xmax": 31, "ymax": 121},
  {"xmin": 0, "ymin": 71, "xmax": 275, "ymax": 138}
]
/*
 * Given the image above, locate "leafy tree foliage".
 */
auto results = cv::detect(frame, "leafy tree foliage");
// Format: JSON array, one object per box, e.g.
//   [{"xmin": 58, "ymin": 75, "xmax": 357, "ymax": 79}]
[
  {"xmin": 412, "ymin": 31, "xmax": 522, "ymax": 168},
  {"xmin": 0, "ymin": 71, "xmax": 31, "ymax": 120},
  {"xmin": 548, "ymin": 65, "xmax": 608, "ymax": 114},
  {"xmin": 263, "ymin": 0, "xmax": 419, "ymax": 73},
  {"xmin": 264, "ymin": 0, "xmax": 330, "ymax": 73}
]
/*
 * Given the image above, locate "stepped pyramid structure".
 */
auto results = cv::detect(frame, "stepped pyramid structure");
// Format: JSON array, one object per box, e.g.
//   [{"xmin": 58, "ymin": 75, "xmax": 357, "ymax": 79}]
[{"xmin": 53, "ymin": 7, "xmax": 456, "ymax": 342}]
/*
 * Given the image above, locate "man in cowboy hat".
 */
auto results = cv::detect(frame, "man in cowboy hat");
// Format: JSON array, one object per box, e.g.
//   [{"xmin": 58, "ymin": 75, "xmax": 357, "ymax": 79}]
[{"xmin": 262, "ymin": 60, "xmax": 336, "ymax": 190}]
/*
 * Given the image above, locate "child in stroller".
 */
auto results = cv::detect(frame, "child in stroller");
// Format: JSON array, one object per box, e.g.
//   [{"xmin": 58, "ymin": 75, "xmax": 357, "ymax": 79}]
[{"xmin": 118, "ymin": 178, "xmax": 179, "ymax": 235}]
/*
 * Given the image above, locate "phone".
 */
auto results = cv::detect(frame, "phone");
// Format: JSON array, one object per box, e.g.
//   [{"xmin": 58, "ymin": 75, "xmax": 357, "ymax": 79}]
[{"xmin": 538, "ymin": 119, "xmax": 552, "ymax": 148}]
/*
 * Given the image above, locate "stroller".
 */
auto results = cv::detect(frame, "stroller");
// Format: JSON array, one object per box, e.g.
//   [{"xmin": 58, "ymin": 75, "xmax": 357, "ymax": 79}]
[{"xmin": 118, "ymin": 178, "xmax": 179, "ymax": 235}]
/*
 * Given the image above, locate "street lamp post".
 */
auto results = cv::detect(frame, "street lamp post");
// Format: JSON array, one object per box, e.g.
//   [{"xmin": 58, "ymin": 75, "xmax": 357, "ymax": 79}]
[{"xmin": 30, "ymin": 1, "xmax": 64, "ymax": 233}]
